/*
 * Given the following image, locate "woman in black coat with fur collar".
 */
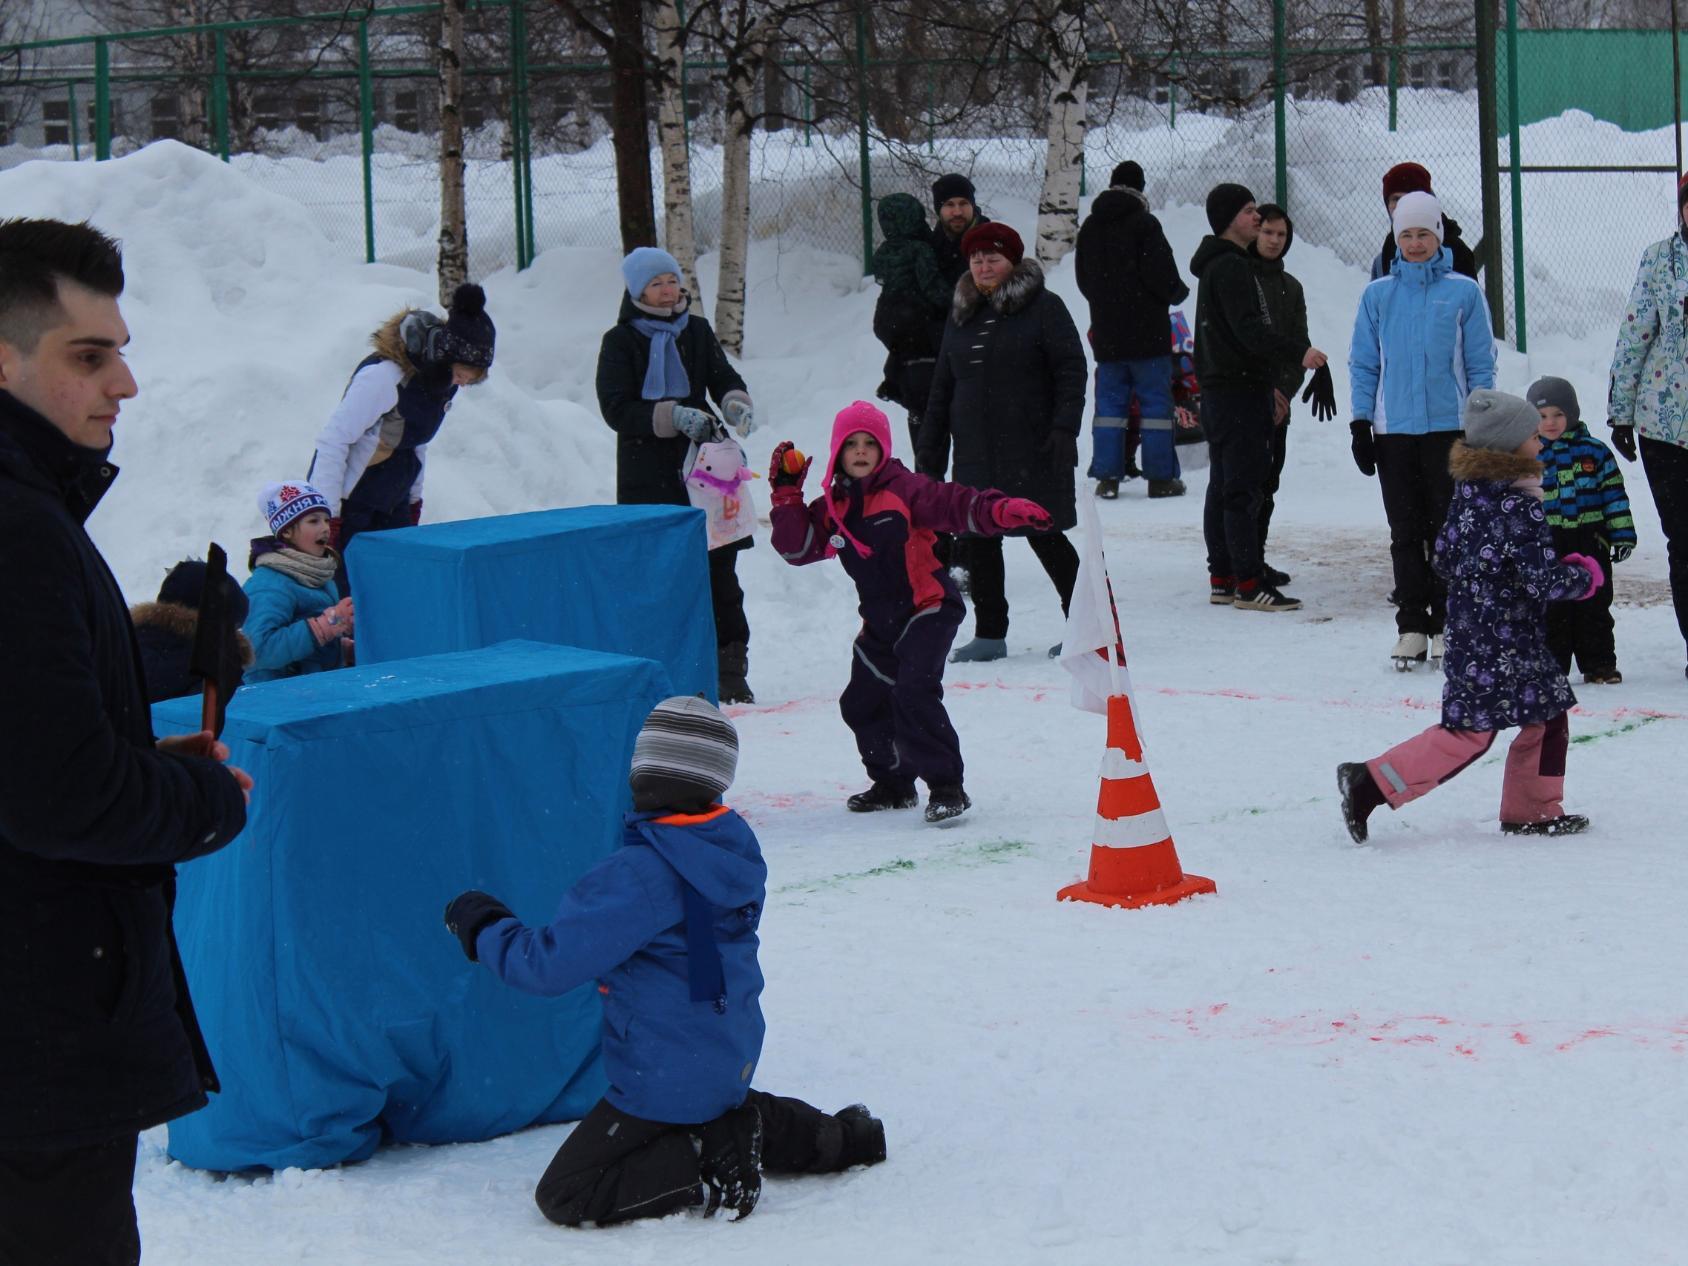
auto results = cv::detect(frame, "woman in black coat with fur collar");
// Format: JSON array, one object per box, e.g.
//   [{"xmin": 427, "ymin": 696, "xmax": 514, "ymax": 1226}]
[{"xmin": 921, "ymin": 223, "xmax": 1087, "ymax": 662}]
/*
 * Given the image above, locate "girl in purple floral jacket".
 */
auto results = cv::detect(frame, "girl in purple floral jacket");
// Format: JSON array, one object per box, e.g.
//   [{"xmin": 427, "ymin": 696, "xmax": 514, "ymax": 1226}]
[{"xmin": 1338, "ymin": 390, "xmax": 1604, "ymax": 842}]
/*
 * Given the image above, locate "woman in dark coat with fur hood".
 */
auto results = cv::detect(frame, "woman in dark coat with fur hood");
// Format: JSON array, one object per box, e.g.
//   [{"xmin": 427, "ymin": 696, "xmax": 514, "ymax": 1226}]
[
  {"xmin": 921, "ymin": 223, "xmax": 1087, "ymax": 661},
  {"xmin": 131, "ymin": 559, "xmax": 254, "ymax": 703}
]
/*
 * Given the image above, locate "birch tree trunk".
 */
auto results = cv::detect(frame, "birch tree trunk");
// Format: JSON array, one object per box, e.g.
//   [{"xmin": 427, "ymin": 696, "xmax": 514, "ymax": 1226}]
[
  {"xmin": 654, "ymin": 0, "xmax": 702, "ymax": 301},
  {"xmin": 437, "ymin": 0, "xmax": 469, "ymax": 303},
  {"xmin": 714, "ymin": 40, "xmax": 761, "ymax": 356},
  {"xmin": 1034, "ymin": 0, "xmax": 1087, "ymax": 268}
]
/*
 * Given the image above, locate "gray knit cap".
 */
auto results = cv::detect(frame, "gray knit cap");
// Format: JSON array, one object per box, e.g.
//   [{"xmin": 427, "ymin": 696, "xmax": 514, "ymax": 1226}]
[
  {"xmin": 630, "ymin": 695, "xmax": 739, "ymax": 800},
  {"xmin": 1525, "ymin": 375, "xmax": 1580, "ymax": 427},
  {"xmin": 1463, "ymin": 389, "xmax": 1544, "ymax": 453}
]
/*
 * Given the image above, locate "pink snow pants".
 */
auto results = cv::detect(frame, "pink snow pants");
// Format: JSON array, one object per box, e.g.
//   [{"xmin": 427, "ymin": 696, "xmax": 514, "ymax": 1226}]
[{"xmin": 1367, "ymin": 712, "xmax": 1569, "ymax": 825}]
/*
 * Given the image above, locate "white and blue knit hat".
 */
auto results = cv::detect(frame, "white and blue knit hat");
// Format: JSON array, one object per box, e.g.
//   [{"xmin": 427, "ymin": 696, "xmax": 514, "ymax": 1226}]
[
  {"xmin": 259, "ymin": 480, "xmax": 330, "ymax": 536},
  {"xmin": 630, "ymin": 695, "xmax": 739, "ymax": 800}
]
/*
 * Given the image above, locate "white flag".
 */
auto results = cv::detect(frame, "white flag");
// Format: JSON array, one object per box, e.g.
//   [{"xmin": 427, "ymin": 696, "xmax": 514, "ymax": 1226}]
[{"xmin": 1058, "ymin": 490, "xmax": 1130, "ymax": 714}]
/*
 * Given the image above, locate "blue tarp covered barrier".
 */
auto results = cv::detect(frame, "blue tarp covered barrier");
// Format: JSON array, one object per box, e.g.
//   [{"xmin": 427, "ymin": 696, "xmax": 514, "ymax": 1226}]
[
  {"xmin": 346, "ymin": 505, "xmax": 718, "ymax": 701},
  {"xmin": 154, "ymin": 641, "xmax": 672, "ymax": 1171}
]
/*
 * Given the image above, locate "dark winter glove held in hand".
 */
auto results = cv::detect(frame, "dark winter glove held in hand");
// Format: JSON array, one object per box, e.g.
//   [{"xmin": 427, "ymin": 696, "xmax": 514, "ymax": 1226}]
[
  {"xmin": 1349, "ymin": 421, "xmax": 1377, "ymax": 477},
  {"xmin": 1301, "ymin": 364, "xmax": 1337, "ymax": 422},
  {"xmin": 915, "ymin": 450, "xmax": 946, "ymax": 479},
  {"xmin": 1041, "ymin": 430, "xmax": 1078, "ymax": 472},
  {"xmin": 1611, "ymin": 542, "xmax": 1634, "ymax": 564},
  {"xmin": 1609, "ymin": 423, "xmax": 1638, "ymax": 462},
  {"xmin": 444, "ymin": 890, "xmax": 515, "ymax": 962}
]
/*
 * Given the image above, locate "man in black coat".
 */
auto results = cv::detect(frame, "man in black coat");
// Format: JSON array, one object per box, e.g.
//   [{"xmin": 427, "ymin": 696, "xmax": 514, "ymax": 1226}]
[
  {"xmin": 1075, "ymin": 160, "xmax": 1192, "ymax": 499},
  {"xmin": 929, "ymin": 173, "xmax": 991, "ymax": 289},
  {"xmin": 1189, "ymin": 185, "xmax": 1327, "ymax": 613},
  {"xmin": 0, "ymin": 219, "xmax": 251, "ymax": 1265}
]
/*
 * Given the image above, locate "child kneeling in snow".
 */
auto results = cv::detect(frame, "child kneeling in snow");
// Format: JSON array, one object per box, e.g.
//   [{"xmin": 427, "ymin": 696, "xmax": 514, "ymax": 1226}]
[
  {"xmin": 243, "ymin": 481, "xmax": 354, "ymax": 683},
  {"xmin": 443, "ymin": 696, "xmax": 885, "ymax": 1228},
  {"xmin": 768, "ymin": 401, "xmax": 1051, "ymax": 823},
  {"xmin": 1337, "ymin": 390, "xmax": 1603, "ymax": 842}
]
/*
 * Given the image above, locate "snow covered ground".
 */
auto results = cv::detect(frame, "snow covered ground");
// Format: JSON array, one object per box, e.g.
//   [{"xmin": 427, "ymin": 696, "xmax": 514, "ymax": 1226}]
[{"xmin": 5, "ymin": 142, "xmax": 1687, "ymax": 1264}]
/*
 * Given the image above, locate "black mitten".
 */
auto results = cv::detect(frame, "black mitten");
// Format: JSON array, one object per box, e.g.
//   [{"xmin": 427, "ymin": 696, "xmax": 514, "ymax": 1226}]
[
  {"xmin": 1349, "ymin": 420, "xmax": 1377, "ymax": 477},
  {"xmin": 443, "ymin": 890, "xmax": 514, "ymax": 962},
  {"xmin": 1609, "ymin": 423, "xmax": 1638, "ymax": 462},
  {"xmin": 1041, "ymin": 430, "xmax": 1078, "ymax": 471}
]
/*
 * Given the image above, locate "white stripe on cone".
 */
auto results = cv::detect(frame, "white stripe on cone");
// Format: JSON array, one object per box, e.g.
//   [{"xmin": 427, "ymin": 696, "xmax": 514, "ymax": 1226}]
[
  {"xmin": 1091, "ymin": 810, "xmax": 1173, "ymax": 849},
  {"xmin": 1099, "ymin": 748, "xmax": 1149, "ymax": 780}
]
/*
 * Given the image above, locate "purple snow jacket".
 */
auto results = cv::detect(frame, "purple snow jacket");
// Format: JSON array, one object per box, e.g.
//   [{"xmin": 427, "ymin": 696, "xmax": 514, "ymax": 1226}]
[
  {"xmin": 1434, "ymin": 442, "xmax": 1597, "ymax": 731},
  {"xmin": 770, "ymin": 406, "xmax": 1010, "ymax": 636}
]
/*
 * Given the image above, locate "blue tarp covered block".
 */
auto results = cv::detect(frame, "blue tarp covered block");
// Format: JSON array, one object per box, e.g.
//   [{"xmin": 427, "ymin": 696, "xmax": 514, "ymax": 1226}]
[
  {"xmin": 346, "ymin": 505, "xmax": 718, "ymax": 701},
  {"xmin": 154, "ymin": 641, "xmax": 673, "ymax": 1172}
]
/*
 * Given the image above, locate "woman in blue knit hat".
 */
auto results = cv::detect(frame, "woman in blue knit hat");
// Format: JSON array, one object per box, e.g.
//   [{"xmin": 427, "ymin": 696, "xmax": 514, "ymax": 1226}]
[{"xmin": 596, "ymin": 247, "xmax": 761, "ymax": 703}]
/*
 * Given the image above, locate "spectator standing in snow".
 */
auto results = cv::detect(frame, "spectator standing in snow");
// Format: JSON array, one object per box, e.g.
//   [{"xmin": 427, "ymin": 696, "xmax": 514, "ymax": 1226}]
[
  {"xmin": 1075, "ymin": 159, "xmax": 1191, "ymax": 500},
  {"xmin": 1349, "ymin": 191, "xmax": 1496, "ymax": 670},
  {"xmin": 596, "ymin": 247, "xmax": 761, "ymax": 704},
  {"xmin": 1189, "ymin": 184, "xmax": 1327, "ymax": 612},
  {"xmin": 243, "ymin": 481, "xmax": 354, "ymax": 683},
  {"xmin": 443, "ymin": 697, "xmax": 886, "ymax": 1228},
  {"xmin": 308, "ymin": 282, "xmax": 495, "ymax": 579},
  {"xmin": 132, "ymin": 559, "xmax": 253, "ymax": 704},
  {"xmin": 1607, "ymin": 175, "xmax": 1688, "ymax": 682},
  {"xmin": 1248, "ymin": 203, "xmax": 1311, "ymax": 584},
  {"xmin": 929, "ymin": 173, "xmax": 990, "ymax": 289},
  {"xmin": 0, "ymin": 217, "xmax": 250, "ymax": 1266},
  {"xmin": 769, "ymin": 402, "xmax": 1050, "ymax": 823},
  {"xmin": 1529, "ymin": 377, "xmax": 1636, "ymax": 685},
  {"xmin": 871, "ymin": 192, "xmax": 952, "ymax": 458},
  {"xmin": 920, "ymin": 222, "xmax": 1088, "ymax": 663},
  {"xmin": 1338, "ymin": 391, "xmax": 1603, "ymax": 843},
  {"xmin": 1369, "ymin": 163, "xmax": 1479, "ymax": 282}
]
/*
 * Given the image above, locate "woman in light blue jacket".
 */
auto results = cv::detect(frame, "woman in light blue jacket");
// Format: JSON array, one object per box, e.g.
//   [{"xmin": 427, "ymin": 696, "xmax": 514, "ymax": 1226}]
[{"xmin": 1348, "ymin": 191, "xmax": 1496, "ymax": 670}]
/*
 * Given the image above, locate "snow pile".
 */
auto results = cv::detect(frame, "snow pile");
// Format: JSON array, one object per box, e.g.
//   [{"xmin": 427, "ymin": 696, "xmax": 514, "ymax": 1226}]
[{"xmin": 2, "ymin": 144, "xmax": 1685, "ymax": 1265}]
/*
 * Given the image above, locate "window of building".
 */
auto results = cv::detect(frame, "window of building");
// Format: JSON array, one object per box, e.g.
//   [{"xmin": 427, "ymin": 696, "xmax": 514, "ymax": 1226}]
[
  {"xmin": 253, "ymin": 93, "xmax": 285, "ymax": 132},
  {"xmin": 1437, "ymin": 60, "xmax": 1456, "ymax": 90},
  {"xmin": 296, "ymin": 93, "xmax": 321, "ymax": 140},
  {"xmin": 1409, "ymin": 63, "xmax": 1428, "ymax": 90},
  {"xmin": 1334, "ymin": 64, "xmax": 1355, "ymax": 104},
  {"xmin": 393, "ymin": 89, "xmax": 420, "ymax": 132},
  {"xmin": 0, "ymin": 102, "xmax": 9, "ymax": 146},
  {"xmin": 44, "ymin": 98, "xmax": 71, "ymax": 146},
  {"xmin": 151, "ymin": 94, "xmax": 180, "ymax": 141}
]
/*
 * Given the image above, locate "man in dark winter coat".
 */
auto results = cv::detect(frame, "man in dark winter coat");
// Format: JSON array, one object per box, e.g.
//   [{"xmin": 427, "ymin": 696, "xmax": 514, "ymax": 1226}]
[
  {"xmin": 929, "ymin": 173, "xmax": 991, "ymax": 289},
  {"xmin": 0, "ymin": 218, "xmax": 251, "ymax": 1265},
  {"xmin": 131, "ymin": 559, "xmax": 254, "ymax": 704},
  {"xmin": 1190, "ymin": 184, "xmax": 1327, "ymax": 612},
  {"xmin": 1249, "ymin": 203, "xmax": 1311, "ymax": 584},
  {"xmin": 1370, "ymin": 162, "xmax": 1479, "ymax": 281},
  {"xmin": 1075, "ymin": 159, "xmax": 1192, "ymax": 498}
]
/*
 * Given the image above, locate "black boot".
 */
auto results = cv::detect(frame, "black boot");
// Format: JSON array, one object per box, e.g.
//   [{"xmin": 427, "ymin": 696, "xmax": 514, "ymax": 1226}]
[
  {"xmin": 1337, "ymin": 762, "xmax": 1384, "ymax": 843},
  {"xmin": 847, "ymin": 780, "xmax": 918, "ymax": 812},
  {"xmin": 925, "ymin": 783, "xmax": 971, "ymax": 823},
  {"xmin": 697, "ymin": 1102, "xmax": 763, "ymax": 1220},
  {"xmin": 1500, "ymin": 814, "xmax": 1590, "ymax": 836},
  {"xmin": 718, "ymin": 641, "xmax": 754, "ymax": 705},
  {"xmin": 834, "ymin": 1104, "xmax": 887, "ymax": 1168}
]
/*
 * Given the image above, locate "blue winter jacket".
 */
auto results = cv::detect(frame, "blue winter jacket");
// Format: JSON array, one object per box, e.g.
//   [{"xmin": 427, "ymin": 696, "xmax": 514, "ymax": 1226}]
[
  {"xmin": 477, "ymin": 806, "xmax": 767, "ymax": 1126},
  {"xmin": 1349, "ymin": 246, "xmax": 1496, "ymax": 434},
  {"xmin": 242, "ymin": 556, "xmax": 343, "ymax": 684}
]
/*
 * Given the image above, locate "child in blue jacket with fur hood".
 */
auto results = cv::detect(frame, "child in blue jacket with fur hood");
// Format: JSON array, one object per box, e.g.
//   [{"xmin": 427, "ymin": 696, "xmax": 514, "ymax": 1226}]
[{"xmin": 444, "ymin": 696, "xmax": 885, "ymax": 1228}]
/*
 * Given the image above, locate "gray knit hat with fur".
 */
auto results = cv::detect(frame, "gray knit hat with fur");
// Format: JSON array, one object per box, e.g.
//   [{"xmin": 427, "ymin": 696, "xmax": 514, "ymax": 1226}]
[
  {"xmin": 1463, "ymin": 389, "xmax": 1544, "ymax": 454},
  {"xmin": 630, "ymin": 695, "xmax": 739, "ymax": 800}
]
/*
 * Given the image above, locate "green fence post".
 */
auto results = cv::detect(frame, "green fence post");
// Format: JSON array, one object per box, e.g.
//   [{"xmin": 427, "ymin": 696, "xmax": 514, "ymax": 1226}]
[
  {"xmin": 68, "ymin": 81, "xmax": 82, "ymax": 160},
  {"xmin": 522, "ymin": 60, "xmax": 535, "ymax": 266},
  {"xmin": 94, "ymin": 39, "xmax": 111, "ymax": 159},
  {"xmin": 212, "ymin": 29, "xmax": 230, "ymax": 161},
  {"xmin": 1505, "ymin": 0, "xmax": 1527, "ymax": 351},
  {"xmin": 855, "ymin": 4, "xmax": 873, "ymax": 276},
  {"xmin": 358, "ymin": 19, "xmax": 376, "ymax": 265},
  {"xmin": 1387, "ymin": 45, "xmax": 1398, "ymax": 132},
  {"xmin": 510, "ymin": 0, "xmax": 529, "ymax": 269},
  {"xmin": 1273, "ymin": 0, "xmax": 1287, "ymax": 205}
]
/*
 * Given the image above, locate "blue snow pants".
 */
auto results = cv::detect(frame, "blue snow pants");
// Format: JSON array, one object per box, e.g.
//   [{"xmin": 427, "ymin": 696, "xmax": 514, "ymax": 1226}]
[{"xmin": 1088, "ymin": 357, "xmax": 1178, "ymax": 482}]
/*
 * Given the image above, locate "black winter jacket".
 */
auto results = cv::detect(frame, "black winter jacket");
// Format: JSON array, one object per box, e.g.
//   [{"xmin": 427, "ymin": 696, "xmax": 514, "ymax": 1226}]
[
  {"xmin": 922, "ymin": 259, "xmax": 1088, "ymax": 533},
  {"xmin": 0, "ymin": 390, "xmax": 247, "ymax": 1151},
  {"xmin": 1189, "ymin": 235, "xmax": 1311, "ymax": 392},
  {"xmin": 595, "ymin": 294, "xmax": 751, "ymax": 519},
  {"xmin": 1075, "ymin": 189, "xmax": 1190, "ymax": 362},
  {"xmin": 1249, "ymin": 239, "xmax": 1311, "ymax": 401},
  {"xmin": 131, "ymin": 601, "xmax": 253, "ymax": 705}
]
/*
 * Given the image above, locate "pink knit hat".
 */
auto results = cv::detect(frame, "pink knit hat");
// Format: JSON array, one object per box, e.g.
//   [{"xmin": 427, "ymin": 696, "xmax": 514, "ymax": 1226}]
[{"xmin": 821, "ymin": 401, "xmax": 894, "ymax": 558}]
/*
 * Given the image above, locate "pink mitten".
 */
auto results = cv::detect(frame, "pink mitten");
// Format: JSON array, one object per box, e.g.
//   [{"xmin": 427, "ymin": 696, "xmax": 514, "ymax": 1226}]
[
  {"xmin": 1560, "ymin": 552, "xmax": 1605, "ymax": 599},
  {"xmin": 993, "ymin": 497, "xmax": 1052, "ymax": 531}
]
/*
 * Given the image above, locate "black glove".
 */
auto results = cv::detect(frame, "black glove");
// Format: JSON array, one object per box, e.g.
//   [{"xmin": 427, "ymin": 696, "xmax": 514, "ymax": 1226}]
[
  {"xmin": 1041, "ymin": 430, "xmax": 1078, "ymax": 471},
  {"xmin": 1301, "ymin": 364, "xmax": 1337, "ymax": 422},
  {"xmin": 1610, "ymin": 423, "xmax": 1638, "ymax": 463},
  {"xmin": 444, "ymin": 890, "xmax": 515, "ymax": 962},
  {"xmin": 1349, "ymin": 420, "xmax": 1376, "ymax": 477},
  {"xmin": 915, "ymin": 450, "xmax": 946, "ymax": 479},
  {"xmin": 698, "ymin": 1103, "xmax": 763, "ymax": 1220}
]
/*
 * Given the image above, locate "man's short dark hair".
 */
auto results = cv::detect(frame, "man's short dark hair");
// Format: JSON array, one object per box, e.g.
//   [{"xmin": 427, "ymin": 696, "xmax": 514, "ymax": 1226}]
[
  {"xmin": 0, "ymin": 218, "xmax": 125, "ymax": 353},
  {"xmin": 1256, "ymin": 203, "xmax": 1290, "ymax": 225}
]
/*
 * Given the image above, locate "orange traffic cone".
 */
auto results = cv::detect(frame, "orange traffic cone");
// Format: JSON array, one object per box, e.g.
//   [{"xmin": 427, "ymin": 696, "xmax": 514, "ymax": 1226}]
[{"xmin": 1057, "ymin": 692, "xmax": 1215, "ymax": 909}]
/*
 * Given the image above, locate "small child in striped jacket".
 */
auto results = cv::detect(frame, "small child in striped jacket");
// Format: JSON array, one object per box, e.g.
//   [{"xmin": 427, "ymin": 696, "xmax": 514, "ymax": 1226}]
[{"xmin": 1528, "ymin": 376, "xmax": 1638, "ymax": 684}]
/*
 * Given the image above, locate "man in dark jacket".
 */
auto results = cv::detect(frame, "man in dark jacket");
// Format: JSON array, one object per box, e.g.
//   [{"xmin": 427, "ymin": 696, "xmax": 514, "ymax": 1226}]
[
  {"xmin": 929, "ymin": 173, "xmax": 990, "ymax": 289},
  {"xmin": 1190, "ymin": 185, "xmax": 1327, "ymax": 612},
  {"xmin": 1370, "ymin": 162, "xmax": 1479, "ymax": 281},
  {"xmin": 1249, "ymin": 203, "xmax": 1311, "ymax": 585},
  {"xmin": 0, "ymin": 219, "xmax": 250, "ymax": 1264},
  {"xmin": 1075, "ymin": 160, "xmax": 1191, "ymax": 499}
]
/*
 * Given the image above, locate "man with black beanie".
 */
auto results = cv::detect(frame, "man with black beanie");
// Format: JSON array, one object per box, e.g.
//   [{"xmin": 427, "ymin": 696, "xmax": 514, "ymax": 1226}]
[
  {"xmin": 1188, "ymin": 184, "xmax": 1328, "ymax": 611},
  {"xmin": 929, "ymin": 173, "xmax": 990, "ymax": 288}
]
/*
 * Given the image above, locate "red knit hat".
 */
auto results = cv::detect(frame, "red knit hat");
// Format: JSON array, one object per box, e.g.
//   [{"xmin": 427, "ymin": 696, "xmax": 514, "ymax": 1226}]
[
  {"xmin": 1381, "ymin": 162, "xmax": 1433, "ymax": 204},
  {"xmin": 960, "ymin": 222, "xmax": 1024, "ymax": 266}
]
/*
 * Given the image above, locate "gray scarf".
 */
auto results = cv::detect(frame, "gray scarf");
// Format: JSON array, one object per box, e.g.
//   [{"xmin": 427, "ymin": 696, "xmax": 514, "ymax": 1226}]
[{"xmin": 255, "ymin": 547, "xmax": 339, "ymax": 588}]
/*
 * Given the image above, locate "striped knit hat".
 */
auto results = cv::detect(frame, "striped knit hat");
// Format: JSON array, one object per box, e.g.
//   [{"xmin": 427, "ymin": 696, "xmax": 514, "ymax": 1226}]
[{"xmin": 630, "ymin": 695, "xmax": 739, "ymax": 802}]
